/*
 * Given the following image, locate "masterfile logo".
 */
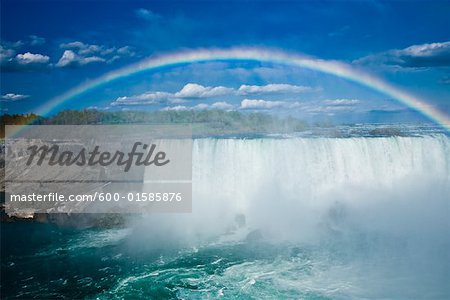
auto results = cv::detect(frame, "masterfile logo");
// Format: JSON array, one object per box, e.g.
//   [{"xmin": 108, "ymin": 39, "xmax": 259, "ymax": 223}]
[
  {"xmin": 4, "ymin": 125, "xmax": 192, "ymax": 214},
  {"xmin": 26, "ymin": 142, "xmax": 170, "ymax": 172}
]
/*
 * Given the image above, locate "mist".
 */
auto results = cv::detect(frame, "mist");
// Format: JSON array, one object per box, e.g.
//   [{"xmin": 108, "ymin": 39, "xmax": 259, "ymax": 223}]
[{"xmin": 122, "ymin": 135, "xmax": 449, "ymax": 298}]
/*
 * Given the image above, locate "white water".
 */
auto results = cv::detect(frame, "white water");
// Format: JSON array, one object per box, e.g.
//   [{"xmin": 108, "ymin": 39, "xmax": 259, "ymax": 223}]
[
  {"xmin": 136, "ymin": 135, "xmax": 450, "ymax": 244},
  {"xmin": 130, "ymin": 135, "xmax": 450, "ymax": 298},
  {"xmin": 192, "ymin": 135, "xmax": 449, "ymax": 235}
]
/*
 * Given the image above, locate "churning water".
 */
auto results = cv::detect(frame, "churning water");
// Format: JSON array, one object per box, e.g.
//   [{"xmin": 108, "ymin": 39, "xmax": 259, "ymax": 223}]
[{"xmin": 2, "ymin": 135, "xmax": 449, "ymax": 299}]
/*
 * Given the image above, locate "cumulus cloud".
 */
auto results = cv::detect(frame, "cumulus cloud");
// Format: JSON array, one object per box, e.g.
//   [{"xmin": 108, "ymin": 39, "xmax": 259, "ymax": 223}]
[
  {"xmin": 240, "ymin": 99, "xmax": 301, "ymax": 110},
  {"xmin": 111, "ymin": 82, "xmax": 317, "ymax": 109},
  {"xmin": 61, "ymin": 42, "xmax": 102, "ymax": 55},
  {"xmin": 111, "ymin": 92, "xmax": 174, "ymax": 106},
  {"xmin": 238, "ymin": 83, "xmax": 313, "ymax": 94},
  {"xmin": 60, "ymin": 41, "xmax": 114, "ymax": 56},
  {"xmin": 57, "ymin": 41, "xmax": 134, "ymax": 68},
  {"xmin": 323, "ymin": 99, "xmax": 360, "ymax": 105},
  {"xmin": 168, "ymin": 83, "xmax": 315, "ymax": 100},
  {"xmin": 307, "ymin": 106, "xmax": 354, "ymax": 113},
  {"xmin": 1, "ymin": 51, "xmax": 50, "ymax": 71},
  {"xmin": 0, "ymin": 41, "xmax": 51, "ymax": 71},
  {"xmin": 239, "ymin": 98, "xmax": 361, "ymax": 112},
  {"xmin": 161, "ymin": 105, "xmax": 189, "ymax": 111},
  {"xmin": 355, "ymin": 41, "xmax": 450, "ymax": 68},
  {"xmin": 117, "ymin": 46, "xmax": 135, "ymax": 57},
  {"xmin": 210, "ymin": 101, "xmax": 235, "ymax": 110},
  {"xmin": 173, "ymin": 83, "xmax": 315, "ymax": 98},
  {"xmin": 1, "ymin": 36, "xmax": 48, "ymax": 69},
  {"xmin": 162, "ymin": 101, "xmax": 235, "ymax": 111},
  {"xmin": 192, "ymin": 101, "xmax": 235, "ymax": 110},
  {"xmin": 56, "ymin": 50, "xmax": 76, "ymax": 67},
  {"xmin": 56, "ymin": 50, "xmax": 105, "ymax": 67},
  {"xmin": 1, "ymin": 93, "xmax": 30, "ymax": 101},
  {"xmin": 174, "ymin": 83, "xmax": 235, "ymax": 98},
  {"xmin": 16, "ymin": 52, "xmax": 50, "ymax": 65},
  {"xmin": 111, "ymin": 83, "xmax": 236, "ymax": 107},
  {"xmin": 2, "ymin": 36, "xmax": 135, "ymax": 72}
]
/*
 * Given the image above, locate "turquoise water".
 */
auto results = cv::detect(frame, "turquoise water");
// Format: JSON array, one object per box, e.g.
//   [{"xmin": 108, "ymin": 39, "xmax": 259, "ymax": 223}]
[
  {"xmin": 1, "ymin": 223, "xmax": 331, "ymax": 299},
  {"xmin": 2, "ymin": 220, "xmax": 449, "ymax": 299}
]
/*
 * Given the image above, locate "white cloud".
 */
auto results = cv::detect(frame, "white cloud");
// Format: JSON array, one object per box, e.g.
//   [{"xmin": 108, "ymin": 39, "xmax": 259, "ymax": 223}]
[
  {"xmin": 56, "ymin": 50, "xmax": 76, "ymax": 67},
  {"xmin": 60, "ymin": 41, "xmax": 96, "ymax": 52},
  {"xmin": 81, "ymin": 56, "xmax": 105, "ymax": 64},
  {"xmin": 15, "ymin": 52, "xmax": 49, "ymax": 65},
  {"xmin": 79, "ymin": 45, "xmax": 103, "ymax": 56},
  {"xmin": 117, "ymin": 46, "xmax": 135, "ymax": 57},
  {"xmin": 111, "ymin": 92, "xmax": 174, "ymax": 106},
  {"xmin": 400, "ymin": 42, "xmax": 450, "ymax": 57},
  {"xmin": 58, "ymin": 41, "xmax": 134, "ymax": 68},
  {"xmin": 162, "ymin": 101, "xmax": 235, "ymax": 111},
  {"xmin": 162, "ymin": 105, "xmax": 189, "ymax": 111},
  {"xmin": 173, "ymin": 83, "xmax": 314, "ymax": 98},
  {"xmin": 238, "ymin": 83, "xmax": 313, "ymax": 94},
  {"xmin": 111, "ymin": 83, "xmax": 236, "ymax": 107},
  {"xmin": 1, "ymin": 93, "xmax": 30, "ymax": 101},
  {"xmin": 307, "ymin": 106, "xmax": 354, "ymax": 113},
  {"xmin": 1, "ymin": 42, "xmax": 50, "ymax": 70},
  {"xmin": 323, "ymin": 99, "xmax": 360, "ymax": 106},
  {"xmin": 355, "ymin": 41, "xmax": 450, "ymax": 68},
  {"xmin": 174, "ymin": 83, "xmax": 235, "ymax": 98},
  {"xmin": 211, "ymin": 101, "xmax": 234, "ymax": 110},
  {"xmin": 111, "ymin": 82, "xmax": 317, "ymax": 109},
  {"xmin": 192, "ymin": 101, "xmax": 235, "ymax": 110},
  {"xmin": 56, "ymin": 50, "xmax": 105, "ymax": 67},
  {"xmin": 240, "ymin": 99, "xmax": 301, "ymax": 110},
  {"xmin": 192, "ymin": 103, "xmax": 209, "ymax": 110}
]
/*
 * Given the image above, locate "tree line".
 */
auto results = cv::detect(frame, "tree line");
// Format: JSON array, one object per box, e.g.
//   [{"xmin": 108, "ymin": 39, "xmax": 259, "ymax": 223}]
[{"xmin": 1, "ymin": 109, "xmax": 309, "ymax": 137}]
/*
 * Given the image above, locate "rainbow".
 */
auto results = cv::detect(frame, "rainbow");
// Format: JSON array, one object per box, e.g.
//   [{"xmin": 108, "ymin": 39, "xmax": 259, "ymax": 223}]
[{"xmin": 37, "ymin": 47, "xmax": 450, "ymax": 130}]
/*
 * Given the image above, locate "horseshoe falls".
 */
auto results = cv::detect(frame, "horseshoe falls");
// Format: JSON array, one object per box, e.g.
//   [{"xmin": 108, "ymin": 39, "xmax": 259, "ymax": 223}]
[{"xmin": 2, "ymin": 135, "xmax": 450, "ymax": 299}]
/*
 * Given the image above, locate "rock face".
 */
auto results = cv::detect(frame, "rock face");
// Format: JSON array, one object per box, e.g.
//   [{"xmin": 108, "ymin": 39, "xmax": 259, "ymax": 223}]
[{"xmin": 0, "ymin": 139, "xmax": 132, "ymax": 228}]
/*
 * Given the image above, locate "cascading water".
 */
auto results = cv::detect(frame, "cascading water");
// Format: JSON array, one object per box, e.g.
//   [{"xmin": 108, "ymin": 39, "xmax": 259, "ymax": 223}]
[
  {"xmin": 128, "ymin": 135, "xmax": 450, "ymax": 299},
  {"xmin": 2, "ymin": 135, "xmax": 449, "ymax": 299},
  {"xmin": 139, "ymin": 135, "xmax": 449, "ymax": 235}
]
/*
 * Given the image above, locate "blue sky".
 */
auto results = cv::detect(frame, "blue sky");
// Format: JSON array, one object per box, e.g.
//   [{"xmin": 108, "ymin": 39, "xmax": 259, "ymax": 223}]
[{"xmin": 1, "ymin": 0, "xmax": 449, "ymax": 123}]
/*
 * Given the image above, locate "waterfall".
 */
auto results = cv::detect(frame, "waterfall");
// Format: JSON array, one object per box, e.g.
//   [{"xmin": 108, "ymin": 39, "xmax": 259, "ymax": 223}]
[
  {"xmin": 136, "ymin": 135, "xmax": 450, "ymax": 245},
  {"xmin": 193, "ymin": 135, "xmax": 450, "ymax": 210},
  {"xmin": 124, "ymin": 135, "xmax": 450, "ymax": 298}
]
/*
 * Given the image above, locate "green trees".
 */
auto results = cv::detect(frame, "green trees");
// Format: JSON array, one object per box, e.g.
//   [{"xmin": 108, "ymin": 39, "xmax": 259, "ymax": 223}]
[
  {"xmin": 1, "ymin": 109, "xmax": 309, "ymax": 136},
  {"xmin": 0, "ymin": 113, "xmax": 44, "ymax": 138}
]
